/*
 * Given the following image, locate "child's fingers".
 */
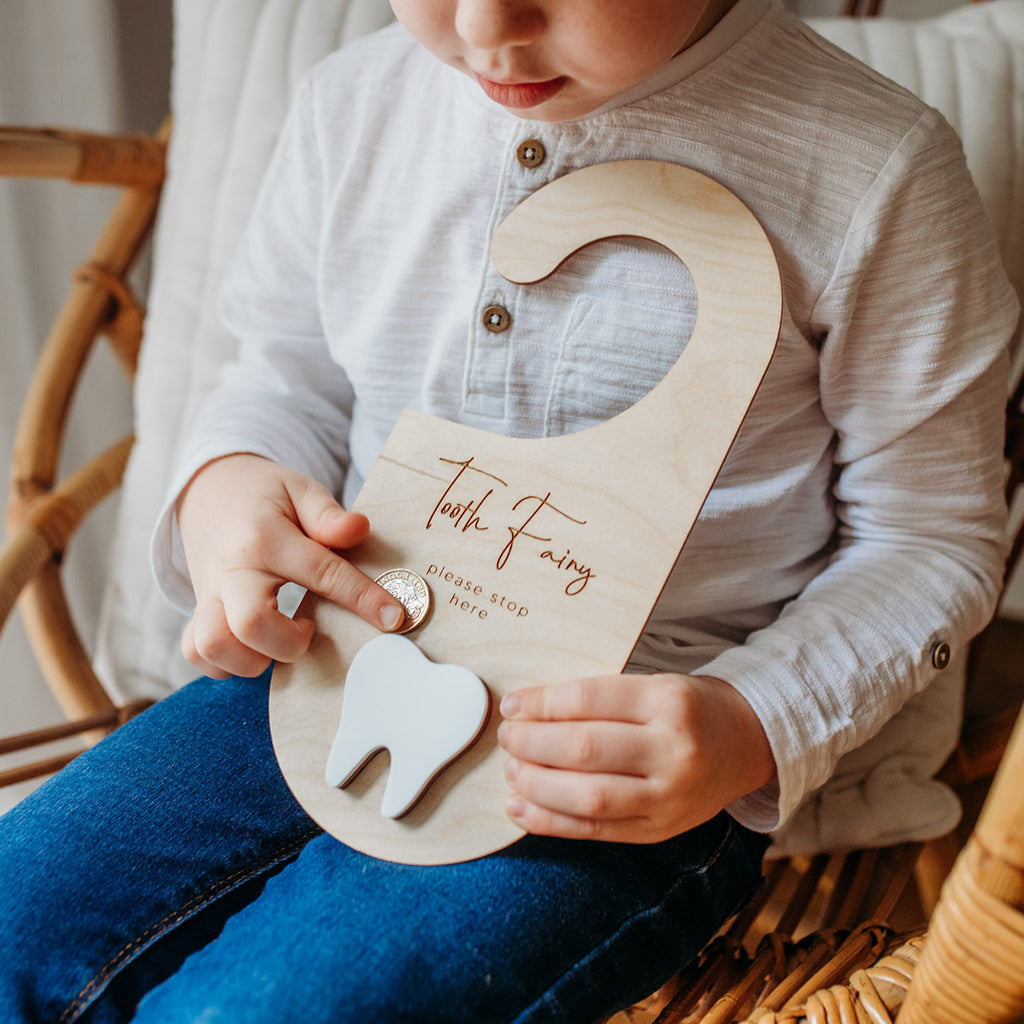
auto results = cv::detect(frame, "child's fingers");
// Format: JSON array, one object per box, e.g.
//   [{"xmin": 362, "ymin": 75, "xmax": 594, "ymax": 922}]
[
  {"xmin": 183, "ymin": 597, "xmax": 274, "ymax": 680},
  {"xmin": 219, "ymin": 576, "xmax": 316, "ymax": 664},
  {"xmin": 504, "ymin": 759, "xmax": 651, "ymax": 820},
  {"xmin": 497, "ymin": 719, "xmax": 653, "ymax": 775},
  {"xmin": 180, "ymin": 618, "xmax": 232, "ymax": 679},
  {"xmin": 500, "ymin": 674, "xmax": 653, "ymax": 724},
  {"xmin": 265, "ymin": 531, "xmax": 404, "ymax": 632},
  {"xmin": 504, "ymin": 789, "xmax": 650, "ymax": 843}
]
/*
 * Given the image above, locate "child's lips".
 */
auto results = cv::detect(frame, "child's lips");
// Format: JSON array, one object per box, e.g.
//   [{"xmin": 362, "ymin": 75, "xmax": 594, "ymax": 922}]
[{"xmin": 473, "ymin": 73, "xmax": 568, "ymax": 109}]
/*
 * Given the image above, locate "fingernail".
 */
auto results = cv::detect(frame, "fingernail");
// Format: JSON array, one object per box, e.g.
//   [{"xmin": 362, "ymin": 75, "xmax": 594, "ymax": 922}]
[
  {"xmin": 504, "ymin": 757, "xmax": 520, "ymax": 781},
  {"xmin": 506, "ymin": 795, "xmax": 526, "ymax": 819},
  {"xmin": 380, "ymin": 604, "xmax": 404, "ymax": 631},
  {"xmin": 500, "ymin": 693, "xmax": 522, "ymax": 717},
  {"xmin": 496, "ymin": 721, "xmax": 510, "ymax": 746}
]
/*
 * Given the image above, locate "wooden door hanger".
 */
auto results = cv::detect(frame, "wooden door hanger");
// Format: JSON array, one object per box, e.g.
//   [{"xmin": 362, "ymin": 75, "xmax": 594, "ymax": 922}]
[{"xmin": 269, "ymin": 160, "xmax": 781, "ymax": 864}]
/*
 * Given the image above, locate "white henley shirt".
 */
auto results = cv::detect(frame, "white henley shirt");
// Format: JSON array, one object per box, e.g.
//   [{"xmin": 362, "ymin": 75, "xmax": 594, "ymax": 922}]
[{"xmin": 153, "ymin": 0, "xmax": 1019, "ymax": 851}]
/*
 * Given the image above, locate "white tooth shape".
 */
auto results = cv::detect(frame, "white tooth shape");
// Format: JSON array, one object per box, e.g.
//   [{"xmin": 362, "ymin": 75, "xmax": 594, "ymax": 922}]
[{"xmin": 324, "ymin": 633, "xmax": 491, "ymax": 819}]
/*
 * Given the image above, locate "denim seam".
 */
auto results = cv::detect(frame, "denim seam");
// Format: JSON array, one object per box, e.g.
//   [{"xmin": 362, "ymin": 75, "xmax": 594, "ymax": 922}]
[
  {"xmin": 58, "ymin": 827, "xmax": 321, "ymax": 1024},
  {"xmin": 510, "ymin": 820, "xmax": 740, "ymax": 1024}
]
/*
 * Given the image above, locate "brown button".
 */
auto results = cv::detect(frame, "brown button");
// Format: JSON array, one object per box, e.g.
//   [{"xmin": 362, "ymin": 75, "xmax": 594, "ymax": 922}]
[
  {"xmin": 931, "ymin": 642, "xmax": 951, "ymax": 670},
  {"xmin": 516, "ymin": 139, "xmax": 546, "ymax": 168},
  {"xmin": 482, "ymin": 305, "xmax": 512, "ymax": 333}
]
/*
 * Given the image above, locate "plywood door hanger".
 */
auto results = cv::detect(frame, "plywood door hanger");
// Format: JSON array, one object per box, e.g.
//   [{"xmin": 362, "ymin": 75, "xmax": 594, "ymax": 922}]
[{"xmin": 270, "ymin": 160, "xmax": 782, "ymax": 865}]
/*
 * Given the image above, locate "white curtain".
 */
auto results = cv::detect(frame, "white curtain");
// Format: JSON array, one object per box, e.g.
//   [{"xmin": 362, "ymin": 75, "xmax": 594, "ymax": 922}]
[{"xmin": 0, "ymin": 1, "xmax": 170, "ymax": 806}]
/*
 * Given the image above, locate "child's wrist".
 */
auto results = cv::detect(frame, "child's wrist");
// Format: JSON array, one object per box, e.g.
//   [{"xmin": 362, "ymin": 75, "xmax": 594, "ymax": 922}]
[{"xmin": 693, "ymin": 674, "xmax": 776, "ymax": 796}]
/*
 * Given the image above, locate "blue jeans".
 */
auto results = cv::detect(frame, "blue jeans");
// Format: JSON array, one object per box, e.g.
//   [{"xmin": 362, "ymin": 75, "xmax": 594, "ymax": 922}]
[{"xmin": 0, "ymin": 670, "xmax": 767, "ymax": 1023}]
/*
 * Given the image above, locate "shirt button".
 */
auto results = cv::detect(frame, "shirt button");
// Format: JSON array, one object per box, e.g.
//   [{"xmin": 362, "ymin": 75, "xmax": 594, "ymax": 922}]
[
  {"xmin": 482, "ymin": 304, "xmax": 512, "ymax": 333},
  {"xmin": 931, "ymin": 641, "xmax": 951, "ymax": 670},
  {"xmin": 516, "ymin": 139, "xmax": 546, "ymax": 168}
]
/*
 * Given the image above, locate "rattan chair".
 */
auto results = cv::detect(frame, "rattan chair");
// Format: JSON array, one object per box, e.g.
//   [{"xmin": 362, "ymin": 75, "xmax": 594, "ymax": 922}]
[
  {"xmin": 2, "ymin": 6, "xmax": 1024, "ymax": 1022},
  {"xmin": 0, "ymin": 125, "xmax": 167, "ymax": 766},
  {"xmin": 730, "ymin": 703, "xmax": 1024, "ymax": 1024}
]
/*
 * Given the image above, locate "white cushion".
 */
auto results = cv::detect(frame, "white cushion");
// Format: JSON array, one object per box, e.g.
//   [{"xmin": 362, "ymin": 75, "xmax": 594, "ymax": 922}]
[
  {"xmin": 809, "ymin": 1, "xmax": 1024, "ymax": 335},
  {"xmin": 97, "ymin": 0, "xmax": 1024, "ymax": 722}
]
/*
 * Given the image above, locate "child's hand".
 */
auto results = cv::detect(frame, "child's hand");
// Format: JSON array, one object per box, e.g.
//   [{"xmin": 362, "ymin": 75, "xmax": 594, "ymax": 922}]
[
  {"xmin": 176, "ymin": 453, "xmax": 405, "ymax": 679},
  {"xmin": 497, "ymin": 673, "xmax": 775, "ymax": 844}
]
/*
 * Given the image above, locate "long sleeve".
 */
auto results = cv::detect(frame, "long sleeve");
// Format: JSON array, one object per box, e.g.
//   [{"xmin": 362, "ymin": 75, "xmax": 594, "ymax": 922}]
[
  {"xmin": 151, "ymin": 76, "xmax": 355, "ymax": 611},
  {"xmin": 704, "ymin": 110, "xmax": 1018, "ymax": 834}
]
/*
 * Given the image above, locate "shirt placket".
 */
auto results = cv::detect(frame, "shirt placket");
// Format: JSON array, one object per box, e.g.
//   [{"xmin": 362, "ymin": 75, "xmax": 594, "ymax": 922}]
[{"xmin": 461, "ymin": 128, "xmax": 554, "ymax": 426}]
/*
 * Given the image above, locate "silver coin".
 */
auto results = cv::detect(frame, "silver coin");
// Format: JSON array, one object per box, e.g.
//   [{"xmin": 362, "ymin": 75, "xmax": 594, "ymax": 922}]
[{"xmin": 374, "ymin": 569, "xmax": 432, "ymax": 633}]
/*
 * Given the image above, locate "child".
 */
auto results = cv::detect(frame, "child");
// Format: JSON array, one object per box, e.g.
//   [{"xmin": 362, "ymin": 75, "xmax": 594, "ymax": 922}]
[{"xmin": 1, "ymin": 0, "xmax": 1017, "ymax": 1020}]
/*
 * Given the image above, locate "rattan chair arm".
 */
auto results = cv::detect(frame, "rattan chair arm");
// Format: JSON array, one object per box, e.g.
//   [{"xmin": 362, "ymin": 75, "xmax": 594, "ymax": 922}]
[
  {"xmin": 0, "ymin": 126, "xmax": 166, "ymax": 188},
  {"xmin": 0, "ymin": 517, "xmax": 54, "ymax": 641},
  {"xmin": 975, "ymin": 706, "xmax": 1024, "ymax": 880},
  {"xmin": 11, "ymin": 153, "xmax": 163, "ymax": 497},
  {"xmin": 1, "ymin": 120, "xmax": 168, "ymax": 727},
  {"xmin": 899, "ymin": 840, "xmax": 1024, "ymax": 1024},
  {"xmin": 2, "ymin": 436, "xmax": 135, "ymax": 723},
  {"xmin": 2, "ymin": 435, "xmax": 134, "ymax": 637}
]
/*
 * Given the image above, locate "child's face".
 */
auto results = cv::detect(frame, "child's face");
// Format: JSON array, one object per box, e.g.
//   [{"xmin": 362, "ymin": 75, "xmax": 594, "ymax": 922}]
[{"xmin": 389, "ymin": 0, "xmax": 725, "ymax": 121}]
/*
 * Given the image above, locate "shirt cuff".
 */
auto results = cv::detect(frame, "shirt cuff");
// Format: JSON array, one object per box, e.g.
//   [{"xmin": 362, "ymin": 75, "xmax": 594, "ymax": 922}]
[{"xmin": 698, "ymin": 642, "xmax": 834, "ymax": 833}]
